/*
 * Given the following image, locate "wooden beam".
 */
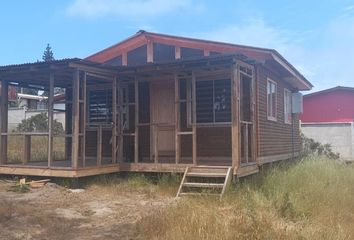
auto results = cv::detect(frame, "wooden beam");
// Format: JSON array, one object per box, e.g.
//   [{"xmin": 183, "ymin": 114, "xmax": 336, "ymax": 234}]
[
  {"xmin": 48, "ymin": 73, "xmax": 54, "ymax": 167},
  {"xmin": 71, "ymin": 69, "xmax": 80, "ymax": 169},
  {"xmin": 112, "ymin": 77, "xmax": 117, "ymax": 163},
  {"xmin": 134, "ymin": 78, "xmax": 139, "ymax": 163},
  {"xmin": 231, "ymin": 63, "xmax": 240, "ymax": 170},
  {"xmin": 174, "ymin": 73, "xmax": 180, "ymax": 164},
  {"xmin": 191, "ymin": 72, "xmax": 197, "ymax": 165},
  {"xmin": 0, "ymin": 80, "xmax": 8, "ymax": 164},
  {"xmin": 175, "ymin": 46, "xmax": 181, "ymax": 60},
  {"xmin": 147, "ymin": 40, "xmax": 154, "ymax": 63}
]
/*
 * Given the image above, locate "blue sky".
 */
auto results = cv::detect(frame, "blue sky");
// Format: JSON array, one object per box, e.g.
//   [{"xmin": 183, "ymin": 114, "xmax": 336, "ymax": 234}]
[{"xmin": 1, "ymin": 0, "xmax": 354, "ymax": 92}]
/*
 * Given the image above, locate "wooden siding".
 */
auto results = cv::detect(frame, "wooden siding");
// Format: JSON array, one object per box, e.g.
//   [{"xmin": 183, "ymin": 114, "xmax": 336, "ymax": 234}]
[{"xmin": 257, "ymin": 65, "xmax": 301, "ymax": 157}]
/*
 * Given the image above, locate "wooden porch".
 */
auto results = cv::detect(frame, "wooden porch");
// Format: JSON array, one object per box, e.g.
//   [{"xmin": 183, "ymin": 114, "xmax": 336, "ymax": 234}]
[{"xmin": 0, "ymin": 55, "xmax": 260, "ymax": 178}]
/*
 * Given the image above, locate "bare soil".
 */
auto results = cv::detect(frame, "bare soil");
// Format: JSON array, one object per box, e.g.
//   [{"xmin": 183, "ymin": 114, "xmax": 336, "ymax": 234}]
[{"xmin": 0, "ymin": 179, "xmax": 175, "ymax": 240}]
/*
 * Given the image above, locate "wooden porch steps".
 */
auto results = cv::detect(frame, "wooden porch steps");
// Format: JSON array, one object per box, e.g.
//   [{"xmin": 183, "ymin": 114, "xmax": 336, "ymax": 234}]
[{"xmin": 176, "ymin": 166, "xmax": 233, "ymax": 199}]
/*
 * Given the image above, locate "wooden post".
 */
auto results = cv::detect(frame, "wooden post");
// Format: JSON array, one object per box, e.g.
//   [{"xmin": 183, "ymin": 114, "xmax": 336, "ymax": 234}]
[
  {"xmin": 82, "ymin": 72, "xmax": 87, "ymax": 167},
  {"xmin": 154, "ymin": 125, "xmax": 158, "ymax": 163},
  {"xmin": 175, "ymin": 46, "xmax": 181, "ymax": 60},
  {"xmin": 191, "ymin": 72, "xmax": 197, "ymax": 165},
  {"xmin": 71, "ymin": 69, "xmax": 80, "ymax": 169},
  {"xmin": 0, "ymin": 80, "xmax": 8, "ymax": 165},
  {"xmin": 147, "ymin": 40, "xmax": 154, "ymax": 63},
  {"xmin": 122, "ymin": 52, "xmax": 128, "ymax": 66},
  {"xmin": 117, "ymin": 80, "xmax": 123, "ymax": 163},
  {"xmin": 134, "ymin": 78, "xmax": 139, "ymax": 163},
  {"xmin": 112, "ymin": 77, "xmax": 117, "ymax": 163},
  {"xmin": 174, "ymin": 73, "xmax": 180, "ymax": 164},
  {"xmin": 97, "ymin": 125, "xmax": 102, "ymax": 166},
  {"xmin": 231, "ymin": 62, "xmax": 240, "ymax": 170},
  {"xmin": 48, "ymin": 73, "xmax": 54, "ymax": 167},
  {"xmin": 22, "ymin": 135, "xmax": 31, "ymax": 165}
]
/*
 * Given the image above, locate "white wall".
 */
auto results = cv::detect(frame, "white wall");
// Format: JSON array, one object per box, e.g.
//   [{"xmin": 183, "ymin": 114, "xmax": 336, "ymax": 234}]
[{"xmin": 301, "ymin": 122, "xmax": 354, "ymax": 161}]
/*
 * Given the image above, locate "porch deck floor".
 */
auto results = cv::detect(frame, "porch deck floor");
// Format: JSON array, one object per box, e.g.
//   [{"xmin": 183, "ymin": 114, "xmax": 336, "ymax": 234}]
[{"xmin": 0, "ymin": 157, "xmax": 233, "ymax": 178}]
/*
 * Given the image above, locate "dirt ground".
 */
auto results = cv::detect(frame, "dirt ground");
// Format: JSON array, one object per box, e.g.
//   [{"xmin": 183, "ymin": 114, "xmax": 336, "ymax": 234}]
[{"xmin": 0, "ymin": 179, "xmax": 175, "ymax": 240}]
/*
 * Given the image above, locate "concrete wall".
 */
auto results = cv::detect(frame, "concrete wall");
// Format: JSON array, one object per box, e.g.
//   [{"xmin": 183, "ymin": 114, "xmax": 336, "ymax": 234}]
[
  {"xmin": 301, "ymin": 122, "xmax": 354, "ymax": 161},
  {"xmin": 8, "ymin": 108, "xmax": 65, "ymax": 131}
]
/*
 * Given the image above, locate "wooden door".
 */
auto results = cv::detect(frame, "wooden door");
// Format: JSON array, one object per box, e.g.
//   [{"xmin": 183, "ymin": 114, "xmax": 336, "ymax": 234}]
[{"xmin": 150, "ymin": 80, "xmax": 175, "ymax": 156}]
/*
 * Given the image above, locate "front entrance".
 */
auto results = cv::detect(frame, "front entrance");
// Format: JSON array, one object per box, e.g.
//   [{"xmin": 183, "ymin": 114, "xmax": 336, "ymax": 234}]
[{"xmin": 239, "ymin": 65, "xmax": 256, "ymax": 164}]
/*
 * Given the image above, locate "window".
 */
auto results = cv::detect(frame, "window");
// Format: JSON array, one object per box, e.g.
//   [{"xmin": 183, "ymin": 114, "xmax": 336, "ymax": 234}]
[
  {"xmin": 267, "ymin": 79, "xmax": 277, "ymax": 121},
  {"xmin": 196, "ymin": 79, "xmax": 231, "ymax": 124},
  {"xmin": 284, "ymin": 89, "xmax": 292, "ymax": 124},
  {"xmin": 88, "ymin": 89, "xmax": 112, "ymax": 123}
]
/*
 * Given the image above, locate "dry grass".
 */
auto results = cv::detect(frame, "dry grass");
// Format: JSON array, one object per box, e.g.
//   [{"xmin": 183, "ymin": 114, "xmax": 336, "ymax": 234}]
[
  {"xmin": 7, "ymin": 135, "xmax": 65, "ymax": 163},
  {"xmin": 136, "ymin": 157, "xmax": 354, "ymax": 240},
  {"xmin": 83, "ymin": 173, "xmax": 181, "ymax": 198}
]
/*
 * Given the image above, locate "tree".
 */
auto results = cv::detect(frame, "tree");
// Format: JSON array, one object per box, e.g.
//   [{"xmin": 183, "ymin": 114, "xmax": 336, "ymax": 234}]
[{"xmin": 42, "ymin": 43, "xmax": 55, "ymax": 62}]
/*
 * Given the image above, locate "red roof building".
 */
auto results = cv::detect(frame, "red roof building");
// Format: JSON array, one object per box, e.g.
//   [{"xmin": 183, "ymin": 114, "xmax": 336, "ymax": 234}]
[{"xmin": 301, "ymin": 86, "xmax": 354, "ymax": 123}]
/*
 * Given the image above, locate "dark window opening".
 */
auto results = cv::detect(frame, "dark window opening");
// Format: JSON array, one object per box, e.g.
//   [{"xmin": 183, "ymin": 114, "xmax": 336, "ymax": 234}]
[
  {"xmin": 88, "ymin": 89, "xmax": 112, "ymax": 123},
  {"xmin": 153, "ymin": 43, "xmax": 175, "ymax": 62},
  {"xmin": 104, "ymin": 55, "xmax": 122, "ymax": 66},
  {"xmin": 127, "ymin": 45, "xmax": 147, "ymax": 66},
  {"xmin": 181, "ymin": 47, "xmax": 203, "ymax": 59},
  {"xmin": 196, "ymin": 79, "xmax": 231, "ymax": 124}
]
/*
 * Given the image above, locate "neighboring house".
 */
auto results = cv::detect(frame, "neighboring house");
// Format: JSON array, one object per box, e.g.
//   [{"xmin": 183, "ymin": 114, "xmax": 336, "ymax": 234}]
[
  {"xmin": 301, "ymin": 86, "xmax": 354, "ymax": 161},
  {"xmin": 0, "ymin": 30, "xmax": 312, "ymax": 179},
  {"xmin": 7, "ymin": 93, "xmax": 65, "ymax": 130},
  {"xmin": 16, "ymin": 93, "xmax": 48, "ymax": 110}
]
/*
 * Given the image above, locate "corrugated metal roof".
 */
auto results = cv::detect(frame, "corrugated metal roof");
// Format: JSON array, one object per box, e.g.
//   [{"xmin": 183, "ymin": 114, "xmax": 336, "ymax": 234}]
[{"xmin": 304, "ymin": 86, "xmax": 354, "ymax": 98}]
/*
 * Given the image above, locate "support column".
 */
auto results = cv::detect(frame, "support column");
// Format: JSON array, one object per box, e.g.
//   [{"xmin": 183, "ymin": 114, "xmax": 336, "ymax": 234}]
[
  {"xmin": 0, "ymin": 80, "xmax": 8, "ymax": 165},
  {"xmin": 112, "ymin": 77, "xmax": 117, "ymax": 163},
  {"xmin": 191, "ymin": 72, "xmax": 197, "ymax": 165},
  {"xmin": 174, "ymin": 73, "xmax": 180, "ymax": 164},
  {"xmin": 231, "ymin": 62, "xmax": 240, "ymax": 170},
  {"xmin": 48, "ymin": 73, "xmax": 54, "ymax": 167},
  {"xmin": 71, "ymin": 69, "xmax": 80, "ymax": 169},
  {"xmin": 134, "ymin": 78, "xmax": 139, "ymax": 163},
  {"xmin": 97, "ymin": 125, "xmax": 102, "ymax": 166},
  {"xmin": 82, "ymin": 72, "xmax": 87, "ymax": 167},
  {"xmin": 117, "ymin": 80, "xmax": 123, "ymax": 163}
]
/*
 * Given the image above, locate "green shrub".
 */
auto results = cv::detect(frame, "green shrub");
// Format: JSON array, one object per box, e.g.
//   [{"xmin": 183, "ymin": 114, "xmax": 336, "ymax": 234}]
[
  {"xmin": 301, "ymin": 133, "xmax": 340, "ymax": 159},
  {"xmin": 15, "ymin": 113, "xmax": 64, "ymax": 134}
]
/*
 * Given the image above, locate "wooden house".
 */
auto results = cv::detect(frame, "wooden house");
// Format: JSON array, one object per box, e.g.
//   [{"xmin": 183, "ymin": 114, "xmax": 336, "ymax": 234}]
[{"xmin": 0, "ymin": 31, "xmax": 312, "ymax": 180}]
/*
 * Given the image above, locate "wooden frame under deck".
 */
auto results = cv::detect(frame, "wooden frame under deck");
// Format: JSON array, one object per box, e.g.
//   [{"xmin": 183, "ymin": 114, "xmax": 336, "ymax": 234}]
[{"xmin": 0, "ymin": 55, "xmax": 261, "ymax": 178}]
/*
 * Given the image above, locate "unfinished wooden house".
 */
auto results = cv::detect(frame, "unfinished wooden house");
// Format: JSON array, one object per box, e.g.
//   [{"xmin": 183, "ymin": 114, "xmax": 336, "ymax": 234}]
[{"xmin": 0, "ymin": 31, "xmax": 312, "ymax": 182}]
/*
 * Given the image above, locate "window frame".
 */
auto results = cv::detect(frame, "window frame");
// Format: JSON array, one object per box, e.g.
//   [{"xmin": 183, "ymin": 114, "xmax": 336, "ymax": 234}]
[
  {"xmin": 267, "ymin": 78, "xmax": 277, "ymax": 121},
  {"xmin": 284, "ymin": 88, "xmax": 292, "ymax": 124}
]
